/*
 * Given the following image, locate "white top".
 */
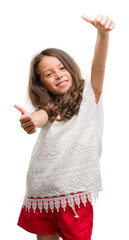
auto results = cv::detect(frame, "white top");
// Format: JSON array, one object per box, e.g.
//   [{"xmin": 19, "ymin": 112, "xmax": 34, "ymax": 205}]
[{"xmin": 23, "ymin": 78, "xmax": 104, "ymax": 213}]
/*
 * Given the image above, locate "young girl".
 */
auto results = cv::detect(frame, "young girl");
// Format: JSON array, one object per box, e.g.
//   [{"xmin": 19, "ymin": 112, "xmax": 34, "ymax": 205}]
[{"xmin": 14, "ymin": 14, "xmax": 115, "ymax": 240}]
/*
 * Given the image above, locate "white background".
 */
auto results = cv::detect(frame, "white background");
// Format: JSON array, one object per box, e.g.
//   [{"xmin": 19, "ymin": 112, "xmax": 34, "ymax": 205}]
[{"xmin": 1, "ymin": 0, "xmax": 129, "ymax": 239}]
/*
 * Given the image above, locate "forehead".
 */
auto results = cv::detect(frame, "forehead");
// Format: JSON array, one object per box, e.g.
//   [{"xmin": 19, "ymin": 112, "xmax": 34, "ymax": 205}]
[{"xmin": 38, "ymin": 56, "xmax": 63, "ymax": 72}]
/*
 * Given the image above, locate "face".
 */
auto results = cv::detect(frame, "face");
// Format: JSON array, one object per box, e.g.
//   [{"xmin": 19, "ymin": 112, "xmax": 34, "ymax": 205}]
[{"xmin": 38, "ymin": 56, "xmax": 73, "ymax": 95}]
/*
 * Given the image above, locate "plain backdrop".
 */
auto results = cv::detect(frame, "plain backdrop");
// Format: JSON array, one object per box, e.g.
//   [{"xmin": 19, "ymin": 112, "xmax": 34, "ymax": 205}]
[{"xmin": 1, "ymin": 0, "xmax": 129, "ymax": 239}]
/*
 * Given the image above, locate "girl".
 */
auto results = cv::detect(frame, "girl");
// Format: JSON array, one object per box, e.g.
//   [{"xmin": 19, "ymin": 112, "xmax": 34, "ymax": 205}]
[{"xmin": 14, "ymin": 14, "xmax": 115, "ymax": 240}]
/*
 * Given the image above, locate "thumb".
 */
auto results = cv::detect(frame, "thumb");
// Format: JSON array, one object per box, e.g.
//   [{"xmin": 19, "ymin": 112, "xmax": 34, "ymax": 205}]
[
  {"xmin": 81, "ymin": 15, "xmax": 95, "ymax": 25},
  {"xmin": 14, "ymin": 104, "xmax": 29, "ymax": 115}
]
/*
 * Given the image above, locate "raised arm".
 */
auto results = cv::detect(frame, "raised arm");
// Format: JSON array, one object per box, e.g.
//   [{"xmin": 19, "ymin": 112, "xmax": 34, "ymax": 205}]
[
  {"xmin": 82, "ymin": 14, "xmax": 115, "ymax": 103},
  {"xmin": 14, "ymin": 104, "xmax": 48, "ymax": 134}
]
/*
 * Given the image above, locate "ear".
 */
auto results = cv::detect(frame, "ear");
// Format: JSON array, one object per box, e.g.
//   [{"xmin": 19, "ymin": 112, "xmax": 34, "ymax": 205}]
[{"xmin": 40, "ymin": 85, "xmax": 48, "ymax": 92}]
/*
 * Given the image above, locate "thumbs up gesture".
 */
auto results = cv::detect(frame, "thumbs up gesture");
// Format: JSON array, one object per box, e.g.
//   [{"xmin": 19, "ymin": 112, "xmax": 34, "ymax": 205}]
[
  {"xmin": 14, "ymin": 104, "xmax": 37, "ymax": 134},
  {"xmin": 81, "ymin": 14, "xmax": 115, "ymax": 34}
]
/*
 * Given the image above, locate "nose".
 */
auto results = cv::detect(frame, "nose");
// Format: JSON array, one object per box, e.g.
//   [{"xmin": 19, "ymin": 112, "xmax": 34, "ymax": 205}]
[{"xmin": 55, "ymin": 70, "xmax": 63, "ymax": 79}]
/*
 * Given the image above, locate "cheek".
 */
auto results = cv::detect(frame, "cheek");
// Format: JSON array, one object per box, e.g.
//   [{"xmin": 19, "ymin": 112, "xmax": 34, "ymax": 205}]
[
  {"xmin": 69, "ymin": 75, "xmax": 73, "ymax": 84},
  {"xmin": 45, "ymin": 80, "xmax": 56, "ymax": 92},
  {"xmin": 41, "ymin": 78, "xmax": 52, "ymax": 87}
]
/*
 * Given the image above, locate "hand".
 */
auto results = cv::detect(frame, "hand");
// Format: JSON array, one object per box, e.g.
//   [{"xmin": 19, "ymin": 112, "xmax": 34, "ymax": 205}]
[
  {"xmin": 81, "ymin": 14, "xmax": 115, "ymax": 34},
  {"xmin": 14, "ymin": 104, "xmax": 37, "ymax": 134}
]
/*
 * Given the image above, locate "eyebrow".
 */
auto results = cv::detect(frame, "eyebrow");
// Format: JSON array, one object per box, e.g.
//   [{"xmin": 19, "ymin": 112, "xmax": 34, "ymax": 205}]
[{"xmin": 43, "ymin": 62, "xmax": 63, "ymax": 74}]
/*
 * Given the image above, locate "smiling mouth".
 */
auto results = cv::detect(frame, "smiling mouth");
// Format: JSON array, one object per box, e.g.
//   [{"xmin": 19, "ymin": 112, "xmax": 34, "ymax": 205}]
[{"xmin": 56, "ymin": 80, "xmax": 68, "ymax": 87}]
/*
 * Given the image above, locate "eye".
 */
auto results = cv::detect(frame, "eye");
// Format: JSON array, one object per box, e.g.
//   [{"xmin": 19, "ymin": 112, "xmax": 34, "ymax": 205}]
[
  {"xmin": 46, "ymin": 73, "xmax": 52, "ymax": 77},
  {"xmin": 60, "ymin": 66, "xmax": 66, "ymax": 70}
]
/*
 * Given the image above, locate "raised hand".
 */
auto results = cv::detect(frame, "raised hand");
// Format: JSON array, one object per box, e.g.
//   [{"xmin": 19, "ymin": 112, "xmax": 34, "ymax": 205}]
[
  {"xmin": 81, "ymin": 14, "xmax": 115, "ymax": 34},
  {"xmin": 14, "ymin": 104, "xmax": 37, "ymax": 134}
]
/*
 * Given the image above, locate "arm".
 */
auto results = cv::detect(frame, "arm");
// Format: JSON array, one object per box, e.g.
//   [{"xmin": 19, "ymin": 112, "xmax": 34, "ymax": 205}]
[
  {"xmin": 31, "ymin": 109, "xmax": 48, "ymax": 128},
  {"xmin": 14, "ymin": 104, "xmax": 48, "ymax": 134},
  {"xmin": 91, "ymin": 31, "xmax": 109, "ymax": 98},
  {"xmin": 82, "ymin": 14, "xmax": 115, "ymax": 103}
]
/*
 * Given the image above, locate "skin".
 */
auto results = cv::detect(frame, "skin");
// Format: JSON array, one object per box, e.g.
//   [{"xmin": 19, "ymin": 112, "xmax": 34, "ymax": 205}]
[
  {"xmin": 14, "ymin": 14, "xmax": 115, "ymax": 239},
  {"xmin": 38, "ymin": 55, "xmax": 73, "ymax": 95},
  {"xmin": 36, "ymin": 233, "xmax": 59, "ymax": 240},
  {"xmin": 82, "ymin": 14, "xmax": 115, "ymax": 103}
]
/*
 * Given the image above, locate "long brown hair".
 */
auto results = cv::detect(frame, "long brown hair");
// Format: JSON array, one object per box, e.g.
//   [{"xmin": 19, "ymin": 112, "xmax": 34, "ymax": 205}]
[{"xmin": 28, "ymin": 48, "xmax": 85, "ymax": 122}]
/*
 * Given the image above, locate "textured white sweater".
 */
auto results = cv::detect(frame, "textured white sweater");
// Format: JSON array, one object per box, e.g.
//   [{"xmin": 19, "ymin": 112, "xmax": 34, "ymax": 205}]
[{"xmin": 23, "ymin": 78, "xmax": 104, "ymax": 213}]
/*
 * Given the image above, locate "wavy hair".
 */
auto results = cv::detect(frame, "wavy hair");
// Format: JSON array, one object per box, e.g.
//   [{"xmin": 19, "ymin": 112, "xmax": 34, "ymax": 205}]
[{"xmin": 28, "ymin": 48, "xmax": 85, "ymax": 122}]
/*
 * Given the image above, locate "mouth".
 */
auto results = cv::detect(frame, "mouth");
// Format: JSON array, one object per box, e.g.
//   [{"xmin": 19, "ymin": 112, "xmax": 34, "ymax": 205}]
[{"xmin": 56, "ymin": 80, "xmax": 69, "ymax": 87}]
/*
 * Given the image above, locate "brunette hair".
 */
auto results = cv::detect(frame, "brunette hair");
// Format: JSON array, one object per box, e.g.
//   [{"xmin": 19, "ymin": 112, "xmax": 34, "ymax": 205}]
[{"xmin": 28, "ymin": 48, "xmax": 85, "ymax": 122}]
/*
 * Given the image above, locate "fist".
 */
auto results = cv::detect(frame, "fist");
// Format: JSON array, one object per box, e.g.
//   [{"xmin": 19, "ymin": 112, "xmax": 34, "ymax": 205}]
[
  {"xmin": 14, "ymin": 104, "xmax": 37, "ymax": 134},
  {"xmin": 81, "ymin": 14, "xmax": 115, "ymax": 34}
]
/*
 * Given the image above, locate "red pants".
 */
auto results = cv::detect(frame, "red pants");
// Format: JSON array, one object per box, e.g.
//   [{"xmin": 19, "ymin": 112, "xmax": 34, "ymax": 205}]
[{"xmin": 18, "ymin": 198, "xmax": 93, "ymax": 240}]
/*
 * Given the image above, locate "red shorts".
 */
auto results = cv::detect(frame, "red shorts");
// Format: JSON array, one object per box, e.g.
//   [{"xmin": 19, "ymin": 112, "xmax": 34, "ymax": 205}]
[{"xmin": 17, "ymin": 197, "xmax": 93, "ymax": 240}]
